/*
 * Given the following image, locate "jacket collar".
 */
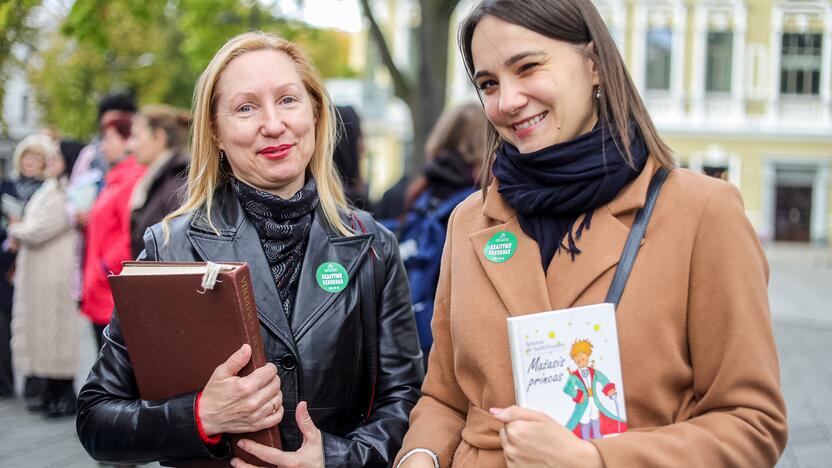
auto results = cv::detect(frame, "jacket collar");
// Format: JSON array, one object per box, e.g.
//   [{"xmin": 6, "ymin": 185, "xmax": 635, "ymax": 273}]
[
  {"xmin": 472, "ymin": 158, "xmax": 658, "ymax": 315},
  {"xmin": 184, "ymin": 182, "xmax": 373, "ymax": 351}
]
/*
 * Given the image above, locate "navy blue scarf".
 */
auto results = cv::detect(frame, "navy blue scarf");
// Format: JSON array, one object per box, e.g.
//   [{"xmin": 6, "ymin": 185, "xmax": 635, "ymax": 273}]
[{"xmin": 492, "ymin": 122, "xmax": 648, "ymax": 270}]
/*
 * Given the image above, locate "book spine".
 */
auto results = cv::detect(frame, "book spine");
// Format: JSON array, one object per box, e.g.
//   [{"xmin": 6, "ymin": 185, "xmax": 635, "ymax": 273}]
[
  {"xmin": 233, "ymin": 267, "xmax": 283, "ymax": 450},
  {"xmin": 233, "ymin": 268, "xmax": 266, "ymax": 371},
  {"xmin": 506, "ymin": 320, "xmax": 527, "ymax": 407}
]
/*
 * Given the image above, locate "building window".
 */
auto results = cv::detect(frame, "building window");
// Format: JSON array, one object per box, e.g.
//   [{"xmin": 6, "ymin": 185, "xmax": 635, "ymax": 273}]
[
  {"xmin": 705, "ymin": 31, "xmax": 733, "ymax": 93},
  {"xmin": 646, "ymin": 28, "xmax": 673, "ymax": 90},
  {"xmin": 780, "ymin": 32, "xmax": 822, "ymax": 96}
]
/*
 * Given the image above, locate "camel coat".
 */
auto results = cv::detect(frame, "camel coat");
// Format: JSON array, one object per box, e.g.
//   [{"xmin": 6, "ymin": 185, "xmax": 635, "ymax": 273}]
[
  {"xmin": 397, "ymin": 159, "xmax": 787, "ymax": 467},
  {"xmin": 9, "ymin": 178, "xmax": 79, "ymax": 378}
]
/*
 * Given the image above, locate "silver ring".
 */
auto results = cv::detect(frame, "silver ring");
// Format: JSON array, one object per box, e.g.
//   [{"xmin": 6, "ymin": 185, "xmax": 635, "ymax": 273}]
[{"xmin": 270, "ymin": 400, "xmax": 277, "ymax": 414}]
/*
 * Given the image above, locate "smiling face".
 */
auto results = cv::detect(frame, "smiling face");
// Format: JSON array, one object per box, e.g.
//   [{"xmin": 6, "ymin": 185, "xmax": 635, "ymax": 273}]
[
  {"xmin": 214, "ymin": 49, "xmax": 316, "ymax": 198},
  {"xmin": 471, "ymin": 16, "xmax": 599, "ymax": 153}
]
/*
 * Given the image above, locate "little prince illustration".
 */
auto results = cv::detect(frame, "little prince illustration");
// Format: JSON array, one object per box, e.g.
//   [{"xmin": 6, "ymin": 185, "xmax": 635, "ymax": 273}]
[{"xmin": 563, "ymin": 339, "xmax": 627, "ymax": 439}]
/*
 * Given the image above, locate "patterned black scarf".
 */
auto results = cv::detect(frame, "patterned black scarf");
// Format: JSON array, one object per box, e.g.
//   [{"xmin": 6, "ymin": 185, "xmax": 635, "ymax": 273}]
[
  {"xmin": 492, "ymin": 121, "xmax": 648, "ymax": 270},
  {"xmin": 230, "ymin": 177, "xmax": 319, "ymax": 317}
]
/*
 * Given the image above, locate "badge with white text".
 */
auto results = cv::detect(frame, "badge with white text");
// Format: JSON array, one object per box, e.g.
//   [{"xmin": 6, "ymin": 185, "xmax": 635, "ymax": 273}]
[
  {"xmin": 484, "ymin": 231, "xmax": 517, "ymax": 263},
  {"xmin": 316, "ymin": 262, "xmax": 349, "ymax": 293}
]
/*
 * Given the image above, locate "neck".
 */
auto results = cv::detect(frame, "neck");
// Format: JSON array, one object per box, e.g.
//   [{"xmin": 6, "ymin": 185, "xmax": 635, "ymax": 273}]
[{"xmin": 236, "ymin": 175, "xmax": 305, "ymax": 200}]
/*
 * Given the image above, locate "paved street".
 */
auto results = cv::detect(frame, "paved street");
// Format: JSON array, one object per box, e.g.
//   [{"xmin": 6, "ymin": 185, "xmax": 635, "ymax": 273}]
[{"xmin": 0, "ymin": 243, "xmax": 830, "ymax": 467}]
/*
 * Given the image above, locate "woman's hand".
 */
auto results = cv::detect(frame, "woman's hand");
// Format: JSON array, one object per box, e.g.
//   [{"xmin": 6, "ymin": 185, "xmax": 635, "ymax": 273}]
[
  {"xmin": 490, "ymin": 406, "xmax": 603, "ymax": 468},
  {"xmin": 198, "ymin": 344, "xmax": 283, "ymax": 436},
  {"xmin": 231, "ymin": 401, "xmax": 324, "ymax": 468}
]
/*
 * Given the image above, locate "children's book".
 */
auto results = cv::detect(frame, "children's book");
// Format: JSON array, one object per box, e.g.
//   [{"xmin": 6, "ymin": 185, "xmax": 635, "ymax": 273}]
[{"xmin": 507, "ymin": 303, "xmax": 628, "ymax": 440}]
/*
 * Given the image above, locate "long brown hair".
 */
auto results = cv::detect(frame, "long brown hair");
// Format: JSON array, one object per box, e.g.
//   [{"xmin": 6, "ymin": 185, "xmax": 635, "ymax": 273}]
[{"xmin": 458, "ymin": 0, "xmax": 675, "ymax": 191}]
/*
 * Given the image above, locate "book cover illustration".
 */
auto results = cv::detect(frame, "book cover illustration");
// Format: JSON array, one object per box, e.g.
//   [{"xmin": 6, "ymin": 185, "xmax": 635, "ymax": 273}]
[{"xmin": 507, "ymin": 303, "xmax": 628, "ymax": 440}]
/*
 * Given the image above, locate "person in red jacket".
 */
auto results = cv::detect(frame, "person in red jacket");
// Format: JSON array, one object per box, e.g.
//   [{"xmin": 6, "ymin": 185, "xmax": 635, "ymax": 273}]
[{"xmin": 82, "ymin": 116, "xmax": 146, "ymax": 349}]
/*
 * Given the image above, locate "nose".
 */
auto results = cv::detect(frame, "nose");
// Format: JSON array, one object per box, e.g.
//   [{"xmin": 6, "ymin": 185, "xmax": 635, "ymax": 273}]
[
  {"xmin": 498, "ymin": 79, "xmax": 527, "ymax": 116},
  {"xmin": 261, "ymin": 103, "xmax": 287, "ymax": 137}
]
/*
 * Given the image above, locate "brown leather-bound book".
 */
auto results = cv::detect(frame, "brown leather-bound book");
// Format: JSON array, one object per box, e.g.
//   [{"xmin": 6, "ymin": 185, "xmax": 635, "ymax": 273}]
[{"xmin": 109, "ymin": 261, "xmax": 281, "ymax": 467}]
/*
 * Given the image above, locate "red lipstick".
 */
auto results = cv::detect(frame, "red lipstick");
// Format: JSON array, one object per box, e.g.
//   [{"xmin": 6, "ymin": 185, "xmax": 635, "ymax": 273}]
[{"xmin": 258, "ymin": 144, "xmax": 294, "ymax": 160}]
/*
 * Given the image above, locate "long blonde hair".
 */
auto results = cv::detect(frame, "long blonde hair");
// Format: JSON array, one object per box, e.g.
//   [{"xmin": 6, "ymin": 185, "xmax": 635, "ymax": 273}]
[{"xmin": 163, "ymin": 31, "xmax": 350, "ymax": 239}]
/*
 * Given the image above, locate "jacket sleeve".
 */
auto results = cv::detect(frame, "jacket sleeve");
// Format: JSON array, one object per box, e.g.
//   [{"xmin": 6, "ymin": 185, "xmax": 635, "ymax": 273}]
[
  {"xmin": 395, "ymin": 207, "xmax": 469, "ymax": 467},
  {"xmin": 591, "ymin": 182, "xmax": 788, "ymax": 467},
  {"xmin": 76, "ymin": 230, "xmax": 231, "ymax": 464},
  {"xmin": 321, "ymin": 223, "xmax": 425, "ymax": 467},
  {"xmin": 8, "ymin": 185, "xmax": 71, "ymax": 246}
]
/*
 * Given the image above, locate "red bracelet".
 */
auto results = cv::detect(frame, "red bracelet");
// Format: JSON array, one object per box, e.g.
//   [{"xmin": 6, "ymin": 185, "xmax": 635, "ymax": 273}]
[{"xmin": 195, "ymin": 391, "xmax": 222, "ymax": 445}]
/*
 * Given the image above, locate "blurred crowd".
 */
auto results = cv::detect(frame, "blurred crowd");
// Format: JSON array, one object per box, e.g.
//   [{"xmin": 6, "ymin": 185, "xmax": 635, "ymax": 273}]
[{"xmin": 0, "ymin": 90, "xmax": 487, "ymax": 422}]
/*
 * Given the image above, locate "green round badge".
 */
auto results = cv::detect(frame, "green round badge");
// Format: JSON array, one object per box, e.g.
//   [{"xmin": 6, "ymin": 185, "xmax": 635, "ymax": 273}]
[
  {"xmin": 484, "ymin": 231, "xmax": 517, "ymax": 263},
  {"xmin": 316, "ymin": 262, "xmax": 349, "ymax": 293}
]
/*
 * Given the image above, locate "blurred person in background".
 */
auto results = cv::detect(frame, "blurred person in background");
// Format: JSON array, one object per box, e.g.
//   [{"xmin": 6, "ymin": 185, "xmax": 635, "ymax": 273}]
[
  {"xmin": 7, "ymin": 137, "xmax": 79, "ymax": 418},
  {"xmin": 81, "ymin": 116, "xmax": 146, "ymax": 349},
  {"xmin": 394, "ymin": 102, "xmax": 487, "ymax": 366},
  {"xmin": 0, "ymin": 177, "xmax": 16, "ymax": 399},
  {"xmin": 333, "ymin": 105, "xmax": 371, "ymax": 211},
  {"xmin": 69, "ymin": 92, "xmax": 138, "ymax": 212},
  {"xmin": 1, "ymin": 134, "xmax": 49, "ymax": 407},
  {"xmin": 127, "ymin": 104, "xmax": 191, "ymax": 258},
  {"xmin": 11, "ymin": 134, "xmax": 47, "ymax": 205},
  {"xmin": 68, "ymin": 93, "xmax": 137, "ymax": 327}
]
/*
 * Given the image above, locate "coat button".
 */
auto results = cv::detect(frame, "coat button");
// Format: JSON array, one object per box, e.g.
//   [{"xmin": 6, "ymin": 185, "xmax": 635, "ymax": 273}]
[{"xmin": 277, "ymin": 354, "xmax": 297, "ymax": 371}]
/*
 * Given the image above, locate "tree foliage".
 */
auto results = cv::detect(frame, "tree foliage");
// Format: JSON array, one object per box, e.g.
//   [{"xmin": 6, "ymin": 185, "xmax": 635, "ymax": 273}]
[
  {"xmin": 26, "ymin": 0, "xmax": 355, "ymax": 140},
  {"xmin": 0, "ymin": 0, "xmax": 40, "ymax": 134}
]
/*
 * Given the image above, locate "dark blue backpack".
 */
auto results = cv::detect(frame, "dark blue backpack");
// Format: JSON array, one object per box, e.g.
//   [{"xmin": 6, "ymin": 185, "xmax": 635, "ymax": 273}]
[{"xmin": 396, "ymin": 187, "xmax": 475, "ymax": 358}]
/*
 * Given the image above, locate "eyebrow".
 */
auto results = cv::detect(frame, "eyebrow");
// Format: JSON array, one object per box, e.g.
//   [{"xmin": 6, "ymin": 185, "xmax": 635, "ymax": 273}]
[
  {"xmin": 473, "ymin": 50, "xmax": 546, "ymax": 81},
  {"xmin": 226, "ymin": 83, "xmax": 303, "ymax": 104}
]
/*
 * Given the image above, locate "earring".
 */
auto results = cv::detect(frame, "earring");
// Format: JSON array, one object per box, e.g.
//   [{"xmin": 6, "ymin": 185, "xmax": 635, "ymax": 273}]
[
  {"xmin": 219, "ymin": 150, "xmax": 226, "ymax": 162},
  {"xmin": 595, "ymin": 86, "xmax": 602, "ymax": 100}
]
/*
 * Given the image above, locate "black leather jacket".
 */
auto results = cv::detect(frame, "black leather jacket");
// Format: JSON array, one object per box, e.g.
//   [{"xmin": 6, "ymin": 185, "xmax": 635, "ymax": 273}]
[{"xmin": 77, "ymin": 182, "xmax": 424, "ymax": 467}]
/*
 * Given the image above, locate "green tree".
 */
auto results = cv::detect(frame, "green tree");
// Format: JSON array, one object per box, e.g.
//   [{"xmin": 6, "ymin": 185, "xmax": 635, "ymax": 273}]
[
  {"xmin": 0, "ymin": 0, "xmax": 40, "ymax": 134},
  {"xmin": 27, "ymin": 0, "xmax": 356, "ymax": 140}
]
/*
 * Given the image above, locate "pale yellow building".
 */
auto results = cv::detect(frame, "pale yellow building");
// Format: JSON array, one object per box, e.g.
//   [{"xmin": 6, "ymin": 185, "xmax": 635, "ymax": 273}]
[{"xmin": 351, "ymin": 0, "xmax": 832, "ymax": 243}]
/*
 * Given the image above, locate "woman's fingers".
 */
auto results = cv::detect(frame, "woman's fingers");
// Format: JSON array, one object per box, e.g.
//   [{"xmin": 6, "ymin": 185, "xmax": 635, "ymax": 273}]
[
  {"xmin": 235, "ymin": 439, "xmax": 295, "ymax": 466},
  {"xmin": 240, "ymin": 362, "xmax": 279, "ymax": 391}
]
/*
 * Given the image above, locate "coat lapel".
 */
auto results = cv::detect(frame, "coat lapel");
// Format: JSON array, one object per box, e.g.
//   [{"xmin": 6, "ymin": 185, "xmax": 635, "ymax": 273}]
[
  {"xmin": 185, "ymin": 186, "xmax": 297, "ymax": 355},
  {"xmin": 469, "ymin": 182, "xmax": 552, "ymax": 317},
  {"xmin": 473, "ymin": 159, "xmax": 659, "ymax": 313},
  {"xmin": 547, "ymin": 158, "xmax": 658, "ymax": 310},
  {"xmin": 290, "ymin": 210, "xmax": 373, "ymax": 340}
]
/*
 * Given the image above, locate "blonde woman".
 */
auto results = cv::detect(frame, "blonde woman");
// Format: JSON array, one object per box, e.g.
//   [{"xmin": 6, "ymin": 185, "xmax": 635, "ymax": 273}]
[{"xmin": 77, "ymin": 31, "xmax": 423, "ymax": 467}]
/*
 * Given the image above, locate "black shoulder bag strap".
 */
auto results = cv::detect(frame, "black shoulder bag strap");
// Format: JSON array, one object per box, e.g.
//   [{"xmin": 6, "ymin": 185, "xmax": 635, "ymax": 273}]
[{"xmin": 604, "ymin": 167, "xmax": 670, "ymax": 307}]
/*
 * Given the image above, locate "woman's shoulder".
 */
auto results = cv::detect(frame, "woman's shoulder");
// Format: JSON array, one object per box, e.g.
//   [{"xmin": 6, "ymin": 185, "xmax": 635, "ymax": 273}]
[{"xmin": 142, "ymin": 213, "xmax": 194, "ymax": 260}]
